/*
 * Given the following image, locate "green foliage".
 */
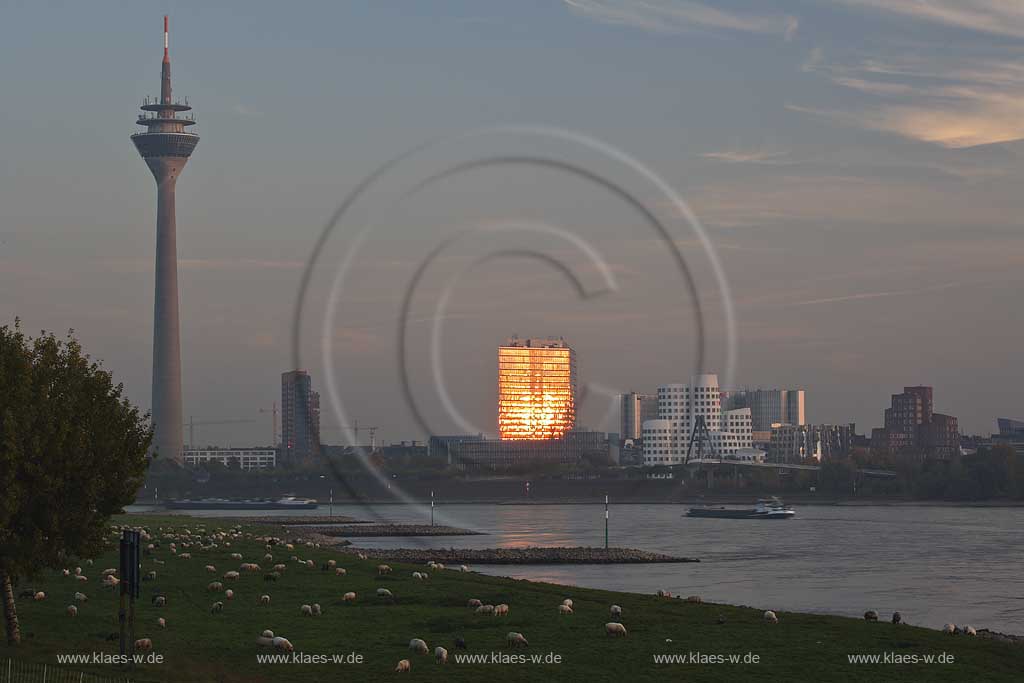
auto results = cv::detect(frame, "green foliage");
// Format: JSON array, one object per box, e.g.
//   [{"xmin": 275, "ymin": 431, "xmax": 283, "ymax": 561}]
[{"xmin": 0, "ymin": 322, "xmax": 152, "ymax": 580}]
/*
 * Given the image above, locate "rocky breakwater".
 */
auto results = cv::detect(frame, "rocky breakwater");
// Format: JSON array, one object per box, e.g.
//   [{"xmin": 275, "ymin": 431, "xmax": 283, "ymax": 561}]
[
  {"xmin": 307, "ymin": 524, "xmax": 484, "ymax": 538},
  {"xmin": 234, "ymin": 515, "xmax": 369, "ymax": 525},
  {"xmin": 331, "ymin": 546, "xmax": 698, "ymax": 564}
]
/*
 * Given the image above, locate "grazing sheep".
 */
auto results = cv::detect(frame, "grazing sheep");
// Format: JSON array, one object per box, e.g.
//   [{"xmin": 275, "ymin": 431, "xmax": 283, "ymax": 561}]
[
  {"xmin": 86, "ymin": 559, "xmax": 94, "ymax": 566},
  {"xmin": 864, "ymin": 610, "xmax": 879, "ymax": 622},
  {"xmin": 66, "ymin": 605, "xmax": 78, "ymax": 617},
  {"xmin": 75, "ymin": 567, "xmax": 82, "ymax": 576},
  {"xmin": 685, "ymin": 595, "xmax": 703, "ymax": 604},
  {"xmin": 467, "ymin": 599, "xmax": 482, "ymax": 608},
  {"xmin": 335, "ymin": 567, "xmax": 346, "ymax": 576},
  {"xmin": 764, "ymin": 610, "xmax": 778, "ymax": 624},
  {"xmin": 273, "ymin": 637, "xmax": 294, "ymax": 652},
  {"xmin": 357, "ymin": 553, "xmax": 367, "ymax": 560},
  {"xmin": 965, "ymin": 625, "xmax": 977, "ymax": 636},
  {"xmin": 259, "ymin": 594, "xmax": 271, "ymax": 606},
  {"xmin": 610, "ymin": 605, "xmax": 622, "ymax": 617},
  {"xmin": 476, "ymin": 604, "xmax": 495, "ymax": 615},
  {"xmin": 74, "ymin": 575, "xmax": 88, "ymax": 583},
  {"xmin": 395, "ymin": 659, "xmax": 411, "ymax": 672},
  {"xmin": 225, "ymin": 589, "xmax": 234, "ymax": 600},
  {"xmin": 179, "ymin": 553, "xmax": 191, "ymax": 560},
  {"xmin": 31, "ymin": 591, "xmax": 46, "ymax": 601},
  {"xmin": 412, "ymin": 572, "xmax": 424, "ymax": 580},
  {"xmin": 460, "ymin": 565, "xmax": 470, "ymax": 572},
  {"xmin": 656, "ymin": 589, "xmax": 672, "ymax": 598},
  {"xmin": 327, "ymin": 559, "xmax": 336, "ymax": 568},
  {"xmin": 264, "ymin": 554, "xmax": 274, "ymax": 562},
  {"xmin": 506, "ymin": 632, "xmax": 528, "ymax": 648},
  {"xmin": 892, "ymin": 612, "xmax": 902, "ymax": 625},
  {"xmin": 942, "ymin": 623, "xmax": 956, "ymax": 634},
  {"xmin": 153, "ymin": 596, "xmax": 166, "ymax": 607},
  {"xmin": 377, "ymin": 588, "xmax": 394, "ymax": 599},
  {"xmin": 62, "ymin": 569, "xmax": 70, "ymax": 577},
  {"xmin": 207, "ymin": 582, "xmax": 224, "ymax": 592},
  {"xmin": 343, "ymin": 592, "xmax": 356, "ymax": 602},
  {"xmin": 102, "ymin": 575, "xmax": 120, "ymax": 589},
  {"xmin": 301, "ymin": 604, "xmax": 313, "ymax": 616},
  {"xmin": 211, "ymin": 601, "xmax": 224, "ymax": 614},
  {"xmin": 558, "ymin": 604, "xmax": 573, "ymax": 615},
  {"xmin": 134, "ymin": 638, "xmax": 153, "ymax": 652},
  {"xmin": 311, "ymin": 603, "xmax": 322, "ymax": 616},
  {"xmin": 74, "ymin": 592, "xmax": 88, "ymax": 603},
  {"xmin": 262, "ymin": 629, "xmax": 275, "ymax": 638},
  {"xmin": 605, "ymin": 622, "xmax": 627, "ymax": 638},
  {"xmin": 494, "ymin": 604, "xmax": 509, "ymax": 616},
  {"xmin": 454, "ymin": 637, "xmax": 466, "ymax": 650},
  {"xmin": 409, "ymin": 638, "xmax": 429, "ymax": 655},
  {"xmin": 273, "ymin": 564, "xmax": 286, "ymax": 572},
  {"xmin": 101, "ymin": 568, "xmax": 117, "ymax": 577},
  {"xmin": 230, "ymin": 553, "xmax": 243, "ymax": 561},
  {"xmin": 157, "ymin": 617, "xmax": 166, "ymax": 628},
  {"xmin": 223, "ymin": 571, "xmax": 240, "ymax": 581},
  {"xmin": 434, "ymin": 563, "xmax": 445, "ymax": 571},
  {"xmin": 205, "ymin": 565, "xmax": 217, "ymax": 573},
  {"xmin": 562, "ymin": 599, "xmax": 573, "ymax": 608},
  {"xmin": 305, "ymin": 560, "xmax": 315, "ymax": 569},
  {"xmin": 435, "ymin": 646, "xmax": 448, "ymax": 664},
  {"xmin": 377, "ymin": 564, "xmax": 392, "ymax": 576}
]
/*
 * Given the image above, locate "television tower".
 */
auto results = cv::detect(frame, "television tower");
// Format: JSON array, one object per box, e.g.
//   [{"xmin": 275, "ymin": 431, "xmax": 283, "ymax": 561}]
[{"xmin": 131, "ymin": 16, "xmax": 198, "ymax": 462}]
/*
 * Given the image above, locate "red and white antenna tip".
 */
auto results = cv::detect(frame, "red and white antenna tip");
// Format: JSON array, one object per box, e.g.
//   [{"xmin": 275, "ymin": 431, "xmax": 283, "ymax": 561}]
[{"xmin": 163, "ymin": 16, "xmax": 169, "ymax": 60}]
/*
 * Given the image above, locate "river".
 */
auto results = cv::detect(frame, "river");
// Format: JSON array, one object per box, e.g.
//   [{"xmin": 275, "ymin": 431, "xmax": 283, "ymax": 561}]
[{"xmin": 131, "ymin": 502, "xmax": 1024, "ymax": 633}]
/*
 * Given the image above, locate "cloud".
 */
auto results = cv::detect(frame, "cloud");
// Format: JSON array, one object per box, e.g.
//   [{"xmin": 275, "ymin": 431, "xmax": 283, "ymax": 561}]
[
  {"xmin": 564, "ymin": 0, "xmax": 797, "ymax": 39},
  {"xmin": 840, "ymin": 0, "xmax": 1024, "ymax": 40},
  {"xmin": 789, "ymin": 282, "xmax": 961, "ymax": 307},
  {"xmin": 701, "ymin": 147, "xmax": 790, "ymax": 164}
]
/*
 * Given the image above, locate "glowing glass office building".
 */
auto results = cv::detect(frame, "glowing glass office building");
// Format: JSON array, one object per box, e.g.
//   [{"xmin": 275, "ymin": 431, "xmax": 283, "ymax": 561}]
[{"xmin": 498, "ymin": 337, "xmax": 576, "ymax": 440}]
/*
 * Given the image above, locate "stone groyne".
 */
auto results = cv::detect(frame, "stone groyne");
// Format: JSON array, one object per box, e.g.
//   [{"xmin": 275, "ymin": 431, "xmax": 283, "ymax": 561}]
[
  {"xmin": 325, "ymin": 545, "xmax": 698, "ymax": 564},
  {"xmin": 305, "ymin": 524, "xmax": 484, "ymax": 537}
]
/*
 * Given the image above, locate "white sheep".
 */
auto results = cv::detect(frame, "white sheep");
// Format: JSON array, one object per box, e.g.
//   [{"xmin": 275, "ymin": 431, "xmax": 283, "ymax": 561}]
[
  {"xmin": 230, "ymin": 553, "xmax": 243, "ymax": 561},
  {"xmin": 74, "ymin": 575, "xmax": 88, "ymax": 583},
  {"xmin": 656, "ymin": 589, "xmax": 672, "ymax": 598},
  {"xmin": 610, "ymin": 605, "xmax": 622, "ymax": 617},
  {"xmin": 942, "ymin": 623, "xmax": 956, "ymax": 634},
  {"xmin": 259, "ymin": 594, "xmax": 271, "ymax": 605},
  {"xmin": 605, "ymin": 622, "xmax": 627, "ymax": 638},
  {"xmin": 157, "ymin": 617, "xmax": 166, "ymax": 628},
  {"xmin": 460, "ymin": 565, "xmax": 470, "ymax": 572},
  {"xmin": 494, "ymin": 604, "xmax": 509, "ymax": 616},
  {"xmin": 101, "ymin": 568, "xmax": 117, "ymax": 577},
  {"xmin": 408, "ymin": 638, "xmax": 429, "ymax": 655},
  {"xmin": 179, "ymin": 553, "xmax": 191, "ymax": 560},
  {"xmin": 506, "ymin": 631, "xmax": 528, "ymax": 648},
  {"xmin": 764, "ymin": 610, "xmax": 779, "ymax": 624},
  {"xmin": 311, "ymin": 603, "xmax": 322, "ymax": 616},
  {"xmin": 343, "ymin": 592, "xmax": 356, "ymax": 602},
  {"xmin": 468, "ymin": 599, "xmax": 482, "ymax": 608},
  {"xmin": 377, "ymin": 588, "xmax": 393, "ymax": 599},
  {"xmin": 435, "ymin": 646, "xmax": 448, "ymax": 663},
  {"xmin": 273, "ymin": 636, "xmax": 294, "ymax": 652},
  {"xmin": 395, "ymin": 659, "xmax": 410, "ymax": 672},
  {"xmin": 262, "ymin": 629, "xmax": 274, "ymax": 638},
  {"xmin": 377, "ymin": 564, "xmax": 392, "ymax": 576},
  {"xmin": 412, "ymin": 572, "xmax": 424, "ymax": 580},
  {"xmin": 211, "ymin": 601, "xmax": 224, "ymax": 614},
  {"xmin": 558, "ymin": 604, "xmax": 573, "ymax": 615},
  {"xmin": 224, "ymin": 589, "xmax": 234, "ymax": 600},
  {"xmin": 685, "ymin": 595, "xmax": 703, "ymax": 604},
  {"xmin": 74, "ymin": 592, "xmax": 88, "ymax": 603},
  {"xmin": 223, "ymin": 571, "xmax": 240, "ymax": 581},
  {"xmin": 154, "ymin": 596, "xmax": 166, "ymax": 607},
  {"xmin": 208, "ymin": 581, "xmax": 224, "ymax": 592},
  {"xmin": 335, "ymin": 567, "xmax": 347, "ymax": 576},
  {"xmin": 305, "ymin": 560, "xmax": 315, "ymax": 569},
  {"xmin": 62, "ymin": 569, "xmax": 70, "ymax": 577},
  {"xmin": 476, "ymin": 604, "xmax": 495, "ymax": 615},
  {"xmin": 33, "ymin": 591, "xmax": 46, "ymax": 601},
  {"xmin": 562, "ymin": 599, "xmax": 573, "ymax": 608},
  {"xmin": 66, "ymin": 605, "xmax": 78, "ymax": 617},
  {"xmin": 965, "ymin": 625, "xmax": 977, "ymax": 636},
  {"xmin": 327, "ymin": 559, "xmax": 336, "ymax": 568},
  {"xmin": 86, "ymin": 559, "xmax": 94, "ymax": 566},
  {"xmin": 134, "ymin": 638, "xmax": 153, "ymax": 651},
  {"xmin": 301, "ymin": 604, "xmax": 313, "ymax": 616},
  {"xmin": 273, "ymin": 564, "xmax": 286, "ymax": 572},
  {"xmin": 75, "ymin": 567, "xmax": 82, "ymax": 576},
  {"xmin": 205, "ymin": 565, "xmax": 217, "ymax": 574}
]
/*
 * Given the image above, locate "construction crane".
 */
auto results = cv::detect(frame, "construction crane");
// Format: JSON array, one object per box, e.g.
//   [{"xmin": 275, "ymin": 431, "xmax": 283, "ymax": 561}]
[
  {"xmin": 352, "ymin": 419, "xmax": 380, "ymax": 451},
  {"xmin": 184, "ymin": 417, "xmax": 258, "ymax": 450},
  {"xmin": 259, "ymin": 403, "xmax": 279, "ymax": 447}
]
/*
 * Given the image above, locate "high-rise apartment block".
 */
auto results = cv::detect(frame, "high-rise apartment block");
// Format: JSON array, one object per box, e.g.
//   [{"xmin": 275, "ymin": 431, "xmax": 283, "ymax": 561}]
[
  {"xmin": 722, "ymin": 388, "xmax": 805, "ymax": 432},
  {"xmin": 871, "ymin": 386, "xmax": 958, "ymax": 459},
  {"xmin": 498, "ymin": 337, "xmax": 576, "ymax": 440},
  {"xmin": 281, "ymin": 370, "xmax": 321, "ymax": 461},
  {"xmin": 620, "ymin": 392, "xmax": 658, "ymax": 442}
]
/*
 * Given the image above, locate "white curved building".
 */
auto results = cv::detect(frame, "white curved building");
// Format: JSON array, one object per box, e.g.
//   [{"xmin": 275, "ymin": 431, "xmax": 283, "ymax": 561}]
[{"xmin": 642, "ymin": 374, "xmax": 755, "ymax": 465}]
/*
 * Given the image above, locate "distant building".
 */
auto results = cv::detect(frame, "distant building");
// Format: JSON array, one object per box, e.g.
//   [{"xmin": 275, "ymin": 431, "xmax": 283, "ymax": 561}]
[
  {"xmin": 723, "ymin": 388, "xmax": 805, "ymax": 432},
  {"xmin": 993, "ymin": 418, "xmax": 1024, "ymax": 455},
  {"xmin": 281, "ymin": 370, "xmax": 321, "ymax": 461},
  {"xmin": 431, "ymin": 431, "xmax": 608, "ymax": 471},
  {"xmin": 183, "ymin": 447, "xmax": 276, "ymax": 470},
  {"xmin": 871, "ymin": 386, "xmax": 958, "ymax": 459},
  {"xmin": 381, "ymin": 441, "xmax": 428, "ymax": 459},
  {"xmin": 498, "ymin": 337, "xmax": 576, "ymax": 440},
  {"xmin": 642, "ymin": 374, "xmax": 756, "ymax": 465},
  {"xmin": 619, "ymin": 392, "xmax": 658, "ymax": 442},
  {"xmin": 769, "ymin": 423, "xmax": 856, "ymax": 463}
]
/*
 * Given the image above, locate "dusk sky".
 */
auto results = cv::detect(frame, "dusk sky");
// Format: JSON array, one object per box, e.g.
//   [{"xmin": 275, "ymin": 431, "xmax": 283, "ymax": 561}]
[{"xmin": 2, "ymin": 1, "xmax": 1022, "ymax": 446}]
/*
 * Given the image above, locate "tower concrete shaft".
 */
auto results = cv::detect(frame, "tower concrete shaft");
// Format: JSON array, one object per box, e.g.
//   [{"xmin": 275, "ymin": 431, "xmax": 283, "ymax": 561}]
[{"xmin": 132, "ymin": 16, "xmax": 198, "ymax": 463}]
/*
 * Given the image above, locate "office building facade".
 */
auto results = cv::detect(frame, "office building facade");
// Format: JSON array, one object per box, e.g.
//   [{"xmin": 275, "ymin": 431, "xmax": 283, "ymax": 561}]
[
  {"xmin": 281, "ymin": 370, "xmax": 321, "ymax": 461},
  {"xmin": 498, "ymin": 337, "xmax": 576, "ymax": 440}
]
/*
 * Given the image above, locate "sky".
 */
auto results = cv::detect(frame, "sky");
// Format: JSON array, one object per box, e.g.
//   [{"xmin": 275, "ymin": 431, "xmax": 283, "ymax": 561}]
[{"xmin": 1, "ymin": 0, "xmax": 1022, "ymax": 446}]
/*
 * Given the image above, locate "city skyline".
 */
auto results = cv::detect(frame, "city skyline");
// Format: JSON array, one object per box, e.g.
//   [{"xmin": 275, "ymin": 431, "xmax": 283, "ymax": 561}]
[{"xmin": 1, "ymin": 3, "xmax": 1021, "ymax": 446}]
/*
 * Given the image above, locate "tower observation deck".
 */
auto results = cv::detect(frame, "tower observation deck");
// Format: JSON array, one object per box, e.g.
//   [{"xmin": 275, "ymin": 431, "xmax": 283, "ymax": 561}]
[{"xmin": 132, "ymin": 16, "xmax": 198, "ymax": 463}]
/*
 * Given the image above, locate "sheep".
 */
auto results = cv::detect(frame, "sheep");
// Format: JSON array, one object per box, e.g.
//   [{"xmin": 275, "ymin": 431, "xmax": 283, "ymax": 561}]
[
  {"xmin": 262, "ymin": 629, "xmax": 275, "ymax": 638},
  {"xmin": 494, "ymin": 604, "xmax": 509, "ymax": 616},
  {"xmin": 467, "ymin": 599, "xmax": 482, "ymax": 608},
  {"xmin": 395, "ymin": 659, "xmax": 411, "ymax": 672},
  {"xmin": 62, "ymin": 569, "xmax": 70, "ymax": 577},
  {"xmin": 311, "ymin": 603, "xmax": 322, "ymax": 616},
  {"xmin": 32, "ymin": 591, "xmax": 45, "ymax": 601},
  {"xmin": 74, "ymin": 592, "xmax": 88, "ymax": 603},
  {"xmin": 66, "ymin": 605, "xmax": 78, "ymax": 617},
  {"xmin": 605, "ymin": 622, "xmax": 627, "ymax": 638},
  {"xmin": 134, "ymin": 638, "xmax": 153, "ymax": 652},
  {"xmin": 434, "ymin": 563, "xmax": 445, "ymax": 571},
  {"xmin": 506, "ymin": 632, "xmax": 528, "ymax": 648},
  {"xmin": 145, "ymin": 571, "xmax": 157, "ymax": 581},
  {"xmin": 435, "ymin": 646, "xmax": 448, "ymax": 664},
  {"xmin": 101, "ymin": 568, "xmax": 118, "ymax": 577},
  {"xmin": 273, "ymin": 636, "xmax": 294, "ymax": 652},
  {"xmin": 259, "ymin": 594, "xmax": 271, "ymax": 606},
  {"xmin": 225, "ymin": 589, "xmax": 234, "ymax": 600},
  {"xmin": 327, "ymin": 559, "xmax": 337, "ymax": 568},
  {"xmin": 610, "ymin": 604, "xmax": 622, "ymax": 617},
  {"xmin": 273, "ymin": 564, "xmax": 286, "ymax": 572},
  {"xmin": 301, "ymin": 604, "xmax": 313, "ymax": 616},
  {"xmin": 892, "ymin": 612, "xmax": 902, "ymax": 625},
  {"xmin": 102, "ymin": 575, "xmax": 120, "ymax": 589},
  {"xmin": 157, "ymin": 617, "xmax": 166, "ymax": 628},
  {"xmin": 965, "ymin": 625, "xmax": 977, "ymax": 636},
  {"xmin": 656, "ymin": 589, "xmax": 672, "ymax": 598},
  {"xmin": 942, "ymin": 623, "xmax": 956, "ymax": 634},
  {"xmin": 207, "ymin": 581, "xmax": 224, "ymax": 592},
  {"xmin": 335, "ymin": 567, "xmax": 347, "ymax": 576},
  {"xmin": 864, "ymin": 610, "xmax": 879, "ymax": 622},
  {"xmin": 264, "ymin": 553, "xmax": 274, "ymax": 562},
  {"xmin": 476, "ymin": 604, "xmax": 495, "ymax": 615},
  {"xmin": 408, "ymin": 638, "xmax": 429, "ymax": 655},
  {"xmin": 86, "ymin": 559, "xmax": 94, "ymax": 566},
  {"xmin": 377, "ymin": 564, "xmax": 392, "ymax": 576},
  {"xmin": 562, "ymin": 599, "xmax": 573, "ymax": 608},
  {"xmin": 764, "ymin": 610, "xmax": 779, "ymax": 624},
  {"xmin": 152, "ymin": 595, "xmax": 167, "ymax": 607},
  {"xmin": 685, "ymin": 595, "xmax": 703, "ymax": 604},
  {"xmin": 412, "ymin": 572, "xmax": 424, "ymax": 580},
  {"xmin": 357, "ymin": 553, "xmax": 367, "ymax": 560},
  {"xmin": 343, "ymin": 591, "xmax": 356, "ymax": 602},
  {"xmin": 211, "ymin": 601, "xmax": 224, "ymax": 614},
  {"xmin": 558, "ymin": 604, "xmax": 573, "ymax": 615},
  {"xmin": 377, "ymin": 588, "xmax": 394, "ymax": 599},
  {"xmin": 223, "ymin": 571, "xmax": 240, "ymax": 581},
  {"xmin": 74, "ymin": 575, "xmax": 88, "ymax": 583},
  {"xmin": 179, "ymin": 553, "xmax": 191, "ymax": 560},
  {"xmin": 305, "ymin": 560, "xmax": 315, "ymax": 569},
  {"xmin": 205, "ymin": 564, "xmax": 217, "ymax": 573},
  {"xmin": 460, "ymin": 565, "xmax": 470, "ymax": 572},
  {"xmin": 75, "ymin": 567, "xmax": 82, "ymax": 576},
  {"xmin": 230, "ymin": 553, "xmax": 243, "ymax": 561}
]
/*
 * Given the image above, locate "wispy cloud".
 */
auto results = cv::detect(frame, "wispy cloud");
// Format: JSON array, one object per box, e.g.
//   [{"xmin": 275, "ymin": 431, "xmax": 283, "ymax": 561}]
[
  {"xmin": 841, "ymin": 0, "xmax": 1024, "ymax": 40},
  {"xmin": 701, "ymin": 147, "xmax": 790, "ymax": 164},
  {"xmin": 564, "ymin": 0, "xmax": 797, "ymax": 39},
  {"xmin": 789, "ymin": 282, "xmax": 961, "ymax": 307}
]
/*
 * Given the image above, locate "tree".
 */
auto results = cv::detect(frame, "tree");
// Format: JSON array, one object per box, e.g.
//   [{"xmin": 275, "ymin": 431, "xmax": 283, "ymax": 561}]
[{"xmin": 0, "ymin": 323, "xmax": 151, "ymax": 645}]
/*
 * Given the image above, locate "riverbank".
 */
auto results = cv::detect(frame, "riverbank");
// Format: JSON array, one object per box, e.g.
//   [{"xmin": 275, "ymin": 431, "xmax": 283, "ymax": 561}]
[
  {"xmin": 305, "ymin": 523, "xmax": 485, "ymax": 537},
  {"xmin": 322, "ymin": 545, "xmax": 697, "ymax": 564},
  {"xmin": 4, "ymin": 513, "xmax": 1022, "ymax": 682}
]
